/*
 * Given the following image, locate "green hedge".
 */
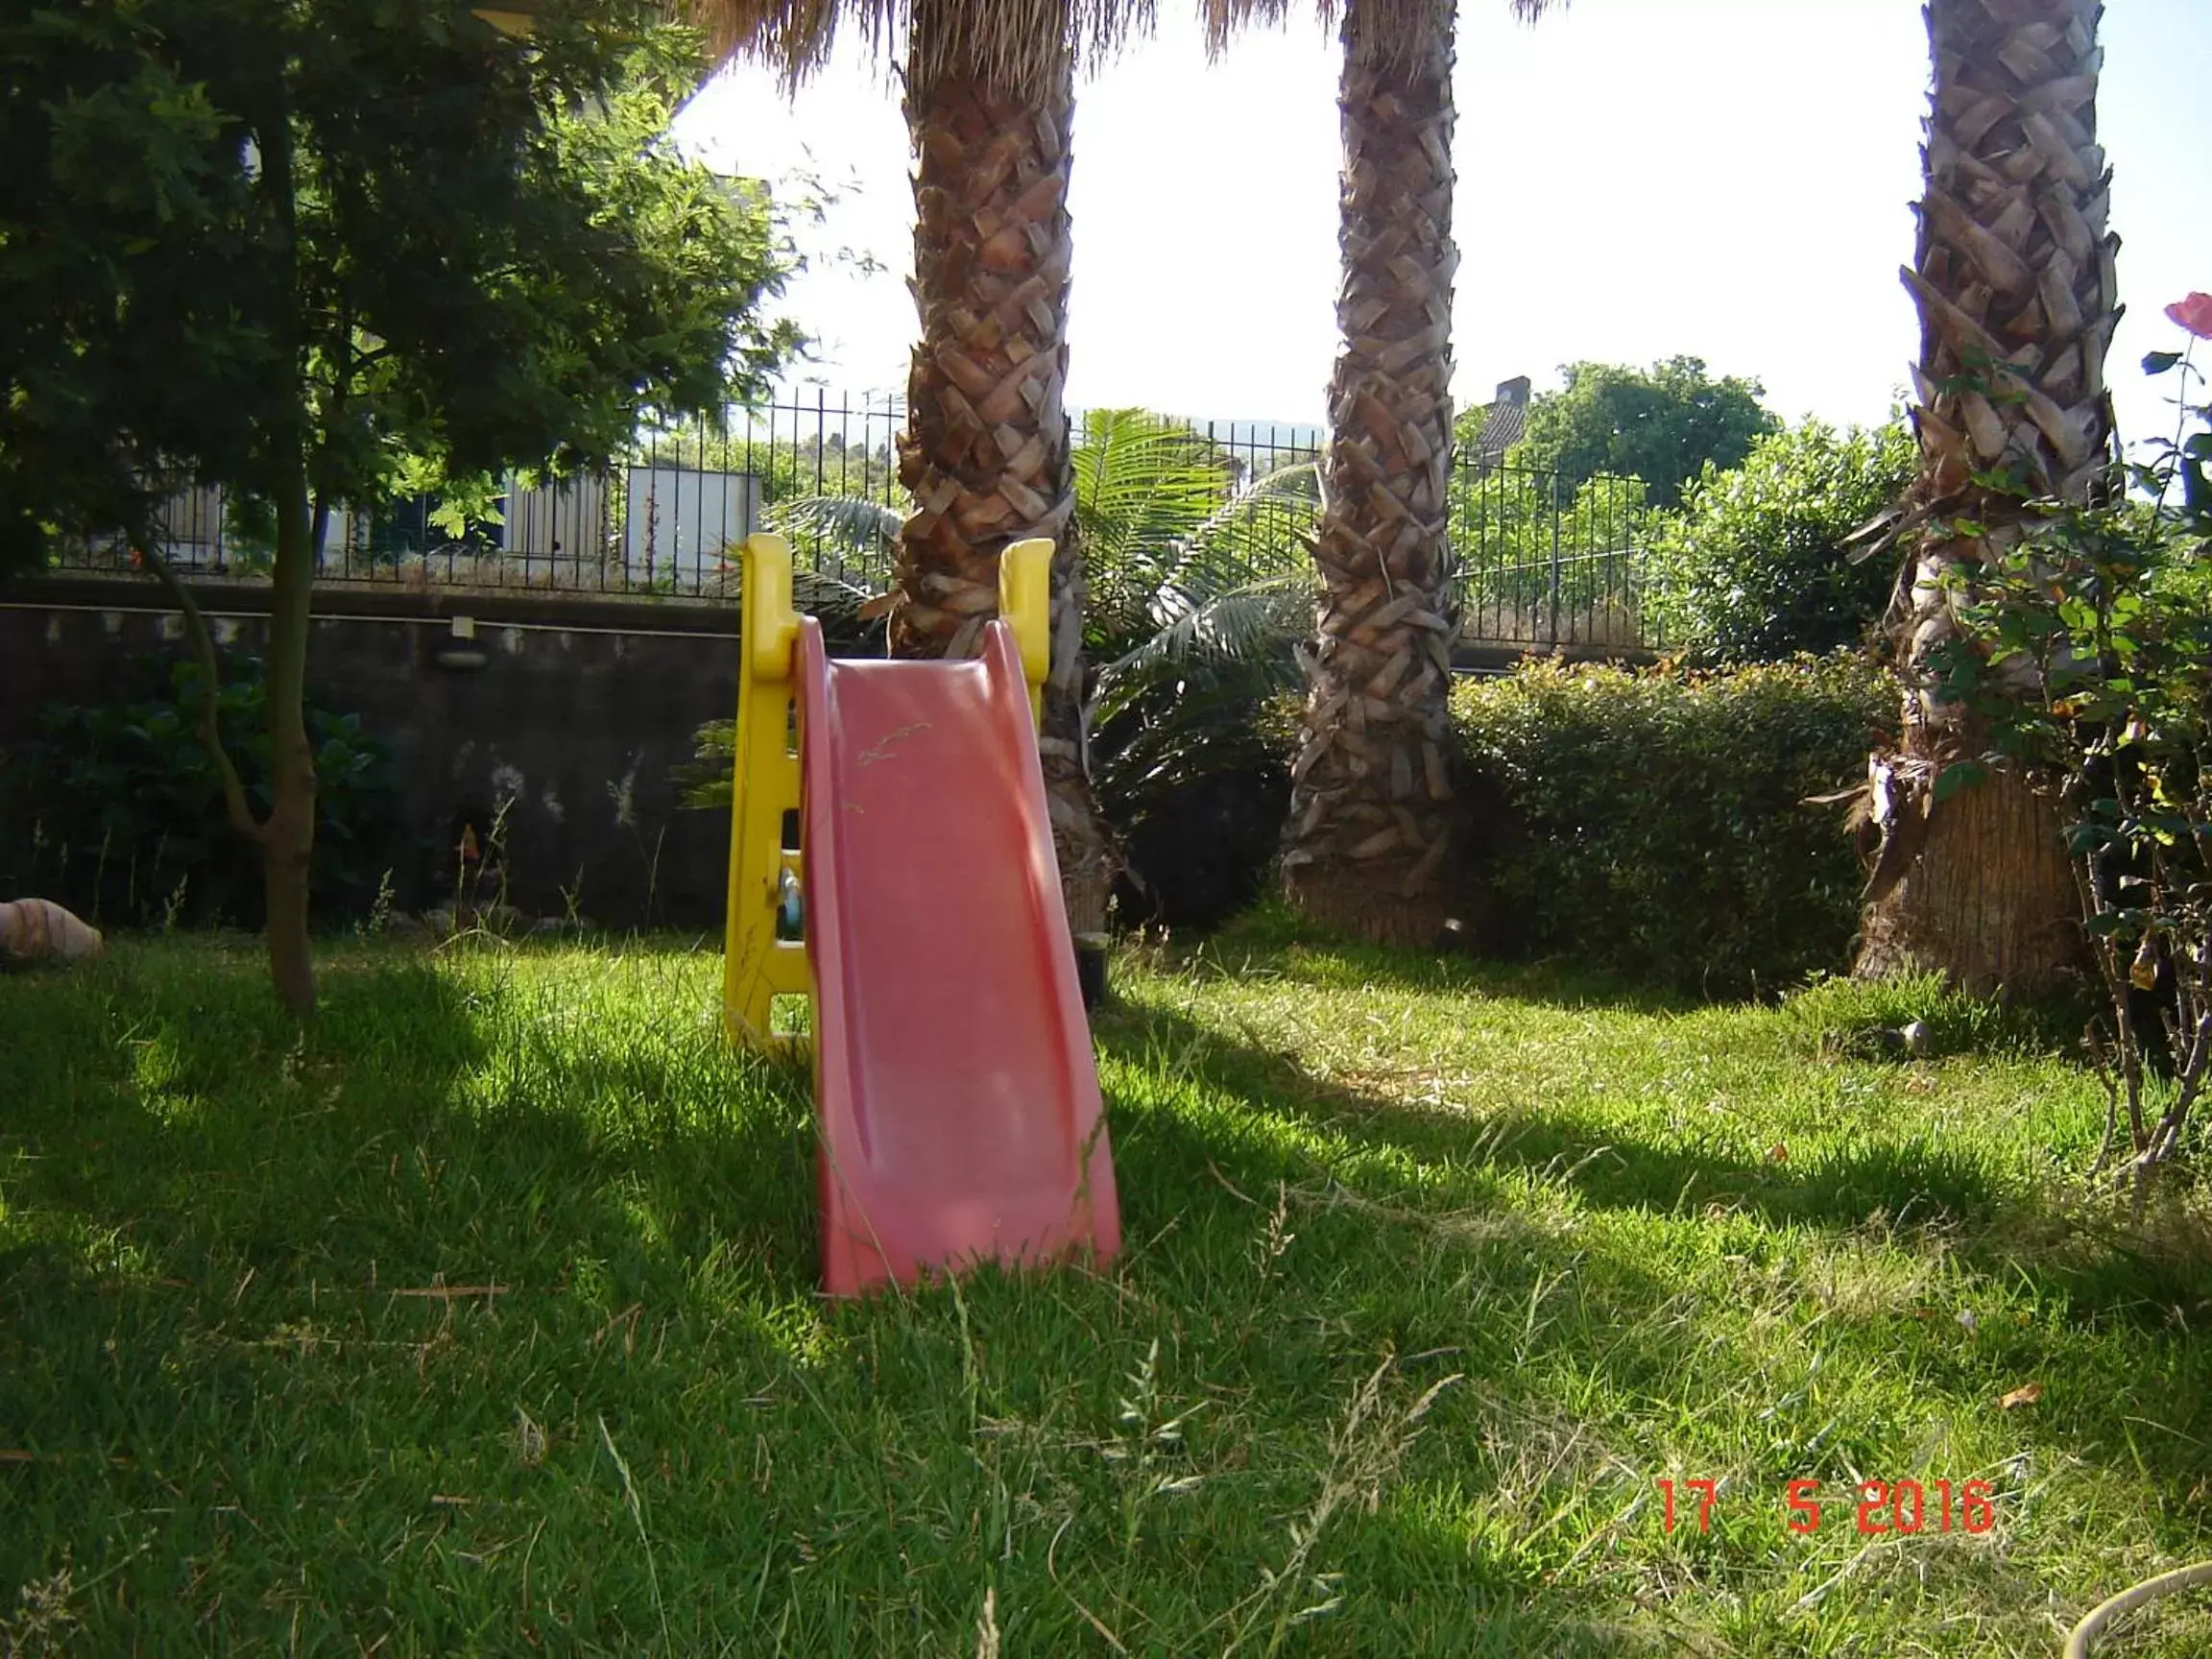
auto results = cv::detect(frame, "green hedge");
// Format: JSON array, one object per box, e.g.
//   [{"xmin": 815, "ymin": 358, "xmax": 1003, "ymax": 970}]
[
  {"xmin": 1452, "ymin": 653, "xmax": 1895, "ymax": 997},
  {"xmin": 1643, "ymin": 419, "xmax": 1914, "ymax": 664},
  {"xmin": 0, "ymin": 653, "xmax": 403, "ymax": 929}
]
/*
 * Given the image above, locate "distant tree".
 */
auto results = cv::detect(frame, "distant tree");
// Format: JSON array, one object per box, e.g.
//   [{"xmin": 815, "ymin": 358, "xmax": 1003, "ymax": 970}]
[
  {"xmin": 1504, "ymin": 356, "xmax": 1780, "ymax": 509},
  {"xmin": 0, "ymin": 0, "xmax": 799, "ymax": 1011},
  {"xmin": 1646, "ymin": 418, "xmax": 1915, "ymax": 662}
]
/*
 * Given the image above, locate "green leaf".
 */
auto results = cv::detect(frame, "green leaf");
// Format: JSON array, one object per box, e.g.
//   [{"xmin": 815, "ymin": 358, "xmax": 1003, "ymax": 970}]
[{"xmin": 1932, "ymin": 760, "xmax": 1987, "ymax": 805}]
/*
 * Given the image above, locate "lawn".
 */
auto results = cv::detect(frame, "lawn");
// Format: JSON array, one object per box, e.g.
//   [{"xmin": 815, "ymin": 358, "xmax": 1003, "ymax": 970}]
[{"xmin": 3, "ymin": 918, "xmax": 2210, "ymax": 1656}]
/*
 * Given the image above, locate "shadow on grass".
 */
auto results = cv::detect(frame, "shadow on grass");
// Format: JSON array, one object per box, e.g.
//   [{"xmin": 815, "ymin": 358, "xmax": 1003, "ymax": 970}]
[
  {"xmin": 1098, "ymin": 995, "xmax": 1999, "ymax": 1224},
  {"xmin": 4, "ymin": 938, "xmax": 2209, "ymax": 1651},
  {"xmin": 0, "ymin": 939, "xmax": 836, "ymax": 1647},
  {"xmin": 1096, "ymin": 991, "xmax": 2212, "ymax": 1579},
  {"xmin": 1161, "ymin": 906, "xmax": 1702, "ymax": 1016},
  {"xmin": 1095, "ymin": 992, "xmax": 2212, "ymax": 1329},
  {"xmin": 0, "ymin": 939, "xmax": 821, "ymax": 1357}
]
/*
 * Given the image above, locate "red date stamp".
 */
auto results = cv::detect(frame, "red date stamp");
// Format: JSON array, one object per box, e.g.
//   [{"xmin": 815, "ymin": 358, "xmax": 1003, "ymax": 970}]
[{"xmin": 1657, "ymin": 1477, "xmax": 1996, "ymax": 1534}]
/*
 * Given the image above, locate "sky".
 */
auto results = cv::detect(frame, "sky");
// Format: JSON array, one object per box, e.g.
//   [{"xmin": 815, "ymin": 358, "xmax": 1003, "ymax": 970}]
[{"xmin": 673, "ymin": 0, "xmax": 2212, "ymax": 452}]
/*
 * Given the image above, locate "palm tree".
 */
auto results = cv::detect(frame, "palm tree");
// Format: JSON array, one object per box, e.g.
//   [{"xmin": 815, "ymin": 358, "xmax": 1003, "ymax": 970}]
[
  {"xmin": 1851, "ymin": 0, "xmax": 2119, "ymax": 995},
  {"xmin": 1074, "ymin": 411, "xmax": 1317, "ymax": 865},
  {"xmin": 1203, "ymin": 1, "xmax": 1551, "ymax": 946},
  {"xmin": 691, "ymin": 0, "xmax": 1146, "ymax": 933}
]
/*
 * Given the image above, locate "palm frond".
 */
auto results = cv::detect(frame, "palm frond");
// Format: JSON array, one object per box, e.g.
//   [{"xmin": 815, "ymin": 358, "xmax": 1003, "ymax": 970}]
[
  {"xmin": 1201, "ymin": 0, "xmax": 1559, "ymax": 64},
  {"xmin": 1094, "ymin": 664, "xmax": 1292, "ymax": 809},
  {"xmin": 763, "ymin": 493, "xmax": 901, "ymax": 587},
  {"xmin": 765, "ymin": 493, "xmax": 902, "ymax": 554},
  {"xmin": 1090, "ymin": 569, "xmax": 1310, "ymax": 737},
  {"xmin": 1075, "ymin": 410, "xmax": 1233, "ymax": 559},
  {"xmin": 1076, "ymin": 407, "xmax": 1239, "ymax": 642},
  {"xmin": 1104, "ymin": 570, "xmax": 1310, "ymax": 677},
  {"xmin": 1155, "ymin": 459, "xmax": 1320, "ymax": 598},
  {"xmin": 685, "ymin": 0, "xmax": 1164, "ymax": 96},
  {"xmin": 792, "ymin": 567, "xmax": 878, "ymax": 613}
]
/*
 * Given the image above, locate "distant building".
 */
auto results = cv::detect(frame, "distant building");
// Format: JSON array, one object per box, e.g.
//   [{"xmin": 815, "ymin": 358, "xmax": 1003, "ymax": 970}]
[{"xmin": 1465, "ymin": 375, "xmax": 1532, "ymax": 468}]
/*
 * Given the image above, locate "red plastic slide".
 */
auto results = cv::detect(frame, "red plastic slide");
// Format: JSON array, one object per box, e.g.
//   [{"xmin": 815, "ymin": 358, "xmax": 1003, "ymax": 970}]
[{"xmin": 796, "ymin": 617, "xmax": 1121, "ymax": 1296}]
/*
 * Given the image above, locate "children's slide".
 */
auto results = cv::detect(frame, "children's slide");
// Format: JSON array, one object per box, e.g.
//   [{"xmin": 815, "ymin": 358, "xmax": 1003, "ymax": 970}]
[{"xmin": 792, "ymin": 614, "xmax": 1121, "ymax": 1296}]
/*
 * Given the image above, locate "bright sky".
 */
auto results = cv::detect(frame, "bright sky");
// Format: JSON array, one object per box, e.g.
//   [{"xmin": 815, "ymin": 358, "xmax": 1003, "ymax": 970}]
[{"xmin": 674, "ymin": 0, "xmax": 2211, "ymax": 451}]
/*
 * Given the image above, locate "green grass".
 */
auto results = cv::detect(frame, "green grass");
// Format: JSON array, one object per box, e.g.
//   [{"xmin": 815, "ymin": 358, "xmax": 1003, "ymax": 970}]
[{"xmin": 4, "ymin": 915, "xmax": 2211, "ymax": 1656}]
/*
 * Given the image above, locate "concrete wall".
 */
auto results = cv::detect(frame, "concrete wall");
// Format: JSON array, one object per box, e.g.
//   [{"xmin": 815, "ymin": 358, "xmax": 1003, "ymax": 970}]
[{"xmin": 0, "ymin": 579, "xmax": 743, "ymax": 928}]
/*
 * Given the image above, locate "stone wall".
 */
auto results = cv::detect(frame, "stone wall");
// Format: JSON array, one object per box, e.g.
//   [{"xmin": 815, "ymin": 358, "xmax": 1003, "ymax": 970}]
[{"xmin": 0, "ymin": 579, "xmax": 742, "ymax": 928}]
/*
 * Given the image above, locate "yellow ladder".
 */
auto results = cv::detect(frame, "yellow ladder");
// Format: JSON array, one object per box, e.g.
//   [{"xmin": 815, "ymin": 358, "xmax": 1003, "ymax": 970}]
[{"xmin": 719, "ymin": 532, "xmax": 1052, "ymax": 1048}]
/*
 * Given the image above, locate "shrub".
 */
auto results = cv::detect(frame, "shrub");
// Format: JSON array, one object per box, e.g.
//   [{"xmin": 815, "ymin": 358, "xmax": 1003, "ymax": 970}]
[
  {"xmin": 1100, "ymin": 684, "xmax": 1303, "ymax": 932},
  {"xmin": 1645, "ymin": 419, "xmax": 1915, "ymax": 663},
  {"xmin": 1453, "ymin": 653, "xmax": 1895, "ymax": 997},
  {"xmin": 0, "ymin": 652, "xmax": 402, "ymax": 928},
  {"xmin": 1938, "ymin": 493, "xmax": 2212, "ymax": 1177}
]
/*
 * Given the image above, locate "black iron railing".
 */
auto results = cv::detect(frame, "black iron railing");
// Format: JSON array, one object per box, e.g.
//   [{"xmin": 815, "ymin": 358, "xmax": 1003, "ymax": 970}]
[{"xmin": 43, "ymin": 395, "xmax": 1659, "ymax": 651}]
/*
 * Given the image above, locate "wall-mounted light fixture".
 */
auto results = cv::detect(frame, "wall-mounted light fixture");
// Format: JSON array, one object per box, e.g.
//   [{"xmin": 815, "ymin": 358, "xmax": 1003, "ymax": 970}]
[{"xmin": 434, "ymin": 613, "xmax": 491, "ymax": 672}]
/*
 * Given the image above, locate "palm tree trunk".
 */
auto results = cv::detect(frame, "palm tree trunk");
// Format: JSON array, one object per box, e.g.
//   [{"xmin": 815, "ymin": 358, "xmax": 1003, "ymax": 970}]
[
  {"xmin": 1280, "ymin": 0, "xmax": 1461, "ymax": 948},
  {"xmin": 890, "ymin": 0, "xmax": 1114, "ymax": 935},
  {"xmin": 1854, "ymin": 0, "xmax": 2118, "ymax": 997}
]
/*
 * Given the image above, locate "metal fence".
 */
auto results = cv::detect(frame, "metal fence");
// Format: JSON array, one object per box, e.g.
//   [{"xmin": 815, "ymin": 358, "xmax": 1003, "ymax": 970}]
[
  {"xmin": 47, "ymin": 394, "xmax": 1658, "ymax": 651},
  {"xmin": 1190, "ymin": 424, "xmax": 1656, "ymax": 652},
  {"xmin": 57, "ymin": 396, "xmax": 905, "ymax": 603},
  {"xmin": 1454, "ymin": 462, "xmax": 1652, "ymax": 651}
]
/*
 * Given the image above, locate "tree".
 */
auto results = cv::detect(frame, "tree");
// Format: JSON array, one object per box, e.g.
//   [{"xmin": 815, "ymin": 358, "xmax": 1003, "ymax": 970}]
[
  {"xmin": 1208, "ymin": 0, "xmax": 1553, "ymax": 946},
  {"xmin": 1850, "ymin": 0, "xmax": 2119, "ymax": 997},
  {"xmin": 1646, "ymin": 418, "xmax": 1915, "ymax": 663},
  {"xmin": 1, "ymin": 0, "xmax": 799, "ymax": 1011},
  {"xmin": 697, "ymin": 0, "xmax": 1148, "ymax": 939},
  {"xmin": 1497, "ymin": 356, "xmax": 1779, "ymax": 510}
]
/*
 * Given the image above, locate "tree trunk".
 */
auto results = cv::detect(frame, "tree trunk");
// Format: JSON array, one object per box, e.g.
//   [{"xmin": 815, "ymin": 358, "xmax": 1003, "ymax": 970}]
[
  {"xmin": 1854, "ymin": 0, "xmax": 2118, "ymax": 998},
  {"xmin": 1853, "ymin": 746, "xmax": 2079, "ymax": 997},
  {"xmin": 1280, "ymin": 0, "xmax": 1462, "ymax": 949},
  {"xmin": 1040, "ymin": 522, "xmax": 1113, "ymax": 937},
  {"xmin": 891, "ymin": 0, "xmax": 1114, "ymax": 936},
  {"xmin": 262, "ymin": 422, "xmax": 320, "ymax": 1015},
  {"xmin": 258, "ymin": 105, "xmax": 318, "ymax": 1015}
]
